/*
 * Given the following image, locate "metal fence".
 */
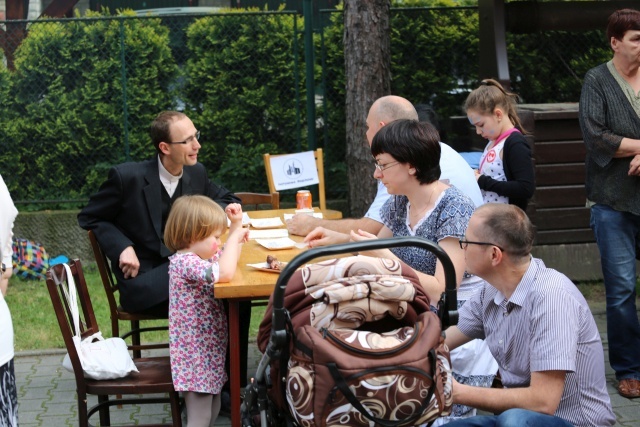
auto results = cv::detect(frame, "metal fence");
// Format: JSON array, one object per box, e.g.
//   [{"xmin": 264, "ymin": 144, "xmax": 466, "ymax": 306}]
[{"xmin": 0, "ymin": 6, "xmax": 609, "ymax": 210}]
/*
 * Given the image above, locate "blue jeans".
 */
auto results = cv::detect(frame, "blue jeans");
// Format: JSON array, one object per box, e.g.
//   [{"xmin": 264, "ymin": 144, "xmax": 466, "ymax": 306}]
[
  {"xmin": 591, "ymin": 204, "xmax": 640, "ymax": 380},
  {"xmin": 444, "ymin": 409, "xmax": 573, "ymax": 426}
]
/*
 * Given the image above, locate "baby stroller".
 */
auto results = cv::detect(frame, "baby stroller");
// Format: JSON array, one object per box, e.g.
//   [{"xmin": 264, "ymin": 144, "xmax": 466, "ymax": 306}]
[{"xmin": 242, "ymin": 237, "xmax": 458, "ymax": 427}]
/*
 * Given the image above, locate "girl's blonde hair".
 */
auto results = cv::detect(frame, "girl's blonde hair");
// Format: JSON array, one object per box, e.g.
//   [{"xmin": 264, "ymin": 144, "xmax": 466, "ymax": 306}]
[
  {"xmin": 164, "ymin": 195, "xmax": 227, "ymax": 252},
  {"xmin": 464, "ymin": 78, "xmax": 527, "ymax": 134}
]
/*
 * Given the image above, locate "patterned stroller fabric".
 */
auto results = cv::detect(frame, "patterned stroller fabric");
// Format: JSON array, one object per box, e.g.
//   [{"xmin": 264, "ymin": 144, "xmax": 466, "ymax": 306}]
[
  {"xmin": 257, "ymin": 255, "xmax": 452, "ymax": 426},
  {"xmin": 258, "ymin": 255, "xmax": 430, "ymax": 351},
  {"xmin": 287, "ymin": 312, "xmax": 453, "ymax": 426}
]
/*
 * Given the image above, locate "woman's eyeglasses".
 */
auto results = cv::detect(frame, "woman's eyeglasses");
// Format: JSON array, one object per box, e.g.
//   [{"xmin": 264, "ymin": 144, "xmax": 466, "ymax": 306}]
[
  {"xmin": 459, "ymin": 238, "xmax": 504, "ymax": 251},
  {"xmin": 374, "ymin": 161, "xmax": 400, "ymax": 172}
]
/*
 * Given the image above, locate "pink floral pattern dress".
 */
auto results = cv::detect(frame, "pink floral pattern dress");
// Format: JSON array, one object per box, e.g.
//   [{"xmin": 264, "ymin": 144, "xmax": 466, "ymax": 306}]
[{"xmin": 168, "ymin": 252, "xmax": 228, "ymax": 394}]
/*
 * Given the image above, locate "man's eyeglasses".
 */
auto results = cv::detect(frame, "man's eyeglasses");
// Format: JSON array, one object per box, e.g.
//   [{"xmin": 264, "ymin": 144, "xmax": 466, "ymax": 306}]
[
  {"xmin": 459, "ymin": 238, "xmax": 504, "ymax": 251},
  {"xmin": 374, "ymin": 161, "xmax": 400, "ymax": 172},
  {"xmin": 168, "ymin": 130, "xmax": 200, "ymax": 145}
]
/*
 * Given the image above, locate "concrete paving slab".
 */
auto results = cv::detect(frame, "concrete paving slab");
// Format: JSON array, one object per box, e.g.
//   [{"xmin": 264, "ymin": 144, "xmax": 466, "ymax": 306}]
[{"xmin": 13, "ymin": 309, "xmax": 640, "ymax": 426}]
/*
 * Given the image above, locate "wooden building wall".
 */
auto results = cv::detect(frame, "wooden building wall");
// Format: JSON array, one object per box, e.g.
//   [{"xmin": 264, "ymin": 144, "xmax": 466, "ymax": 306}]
[{"xmin": 520, "ymin": 103, "xmax": 593, "ymax": 245}]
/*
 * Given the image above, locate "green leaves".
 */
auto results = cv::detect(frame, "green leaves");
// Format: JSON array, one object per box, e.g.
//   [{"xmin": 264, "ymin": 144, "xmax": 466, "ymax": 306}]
[
  {"xmin": 183, "ymin": 12, "xmax": 304, "ymax": 191},
  {"xmin": 0, "ymin": 11, "xmax": 177, "ymax": 204},
  {"xmin": 0, "ymin": 4, "xmax": 610, "ymax": 207}
]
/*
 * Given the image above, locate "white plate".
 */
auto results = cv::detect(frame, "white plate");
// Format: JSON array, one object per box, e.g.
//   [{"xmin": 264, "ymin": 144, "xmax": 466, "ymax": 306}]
[
  {"xmin": 255, "ymin": 237, "xmax": 297, "ymax": 250},
  {"xmin": 247, "ymin": 262, "xmax": 288, "ymax": 273},
  {"xmin": 249, "ymin": 229, "xmax": 289, "ymax": 240},
  {"xmin": 249, "ymin": 217, "xmax": 284, "ymax": 229}
]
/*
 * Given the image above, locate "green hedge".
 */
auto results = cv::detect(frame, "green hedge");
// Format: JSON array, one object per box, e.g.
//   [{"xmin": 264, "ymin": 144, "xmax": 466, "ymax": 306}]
[
  {"xmin": 0, "ymin": 4, "xmax": 612, "ymax": 207},
  {"xmin": 0, "ymin": 11, "xmax": 177, "ymax": 207},
  {"xmin": 183, "ymin": 9, "xmax": 304, "ymax": 193}
]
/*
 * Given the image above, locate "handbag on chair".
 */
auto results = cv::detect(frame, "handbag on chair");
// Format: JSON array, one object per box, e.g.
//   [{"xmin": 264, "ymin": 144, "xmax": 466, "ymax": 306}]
[{"xmin": 59, "ymin": 263, "xmax": 138, "ymax": 380}]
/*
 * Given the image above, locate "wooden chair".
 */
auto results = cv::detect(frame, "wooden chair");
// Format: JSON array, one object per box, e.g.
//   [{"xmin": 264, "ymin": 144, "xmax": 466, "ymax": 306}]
[
  {"xmin": 87, "ymin": 230, "xmax": 168, "ymax": 359},
  {"xmin": 46, "ymin": 260, "xmax": 182, "ymax": 427},
  {"xmin": 236, "ymin": 191, "xmax": 280, "ymax": 210},
  {"xmin": 264, "ymin": 148, "xmax": 326, "ymax": 210}
]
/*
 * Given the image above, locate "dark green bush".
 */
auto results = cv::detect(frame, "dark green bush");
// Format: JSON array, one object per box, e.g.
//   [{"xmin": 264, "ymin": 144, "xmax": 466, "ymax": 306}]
[
  {"xmin": 509, "ymin": 30, "xmax": 610, "ymax": 104},
  {"xmin": 183, "ymin": 9, "xmax": 304, "ymax": 192},
  {"xmin": 0, "ymin": 10, "xmax": 177, "ymax": 204},
  {"xmin": 318, "ymin": 0, "xmax": 479, "ymax": 174},
  {"xmin": 0, "ymin": 3, "xmax": 613, "ymax": 207}
]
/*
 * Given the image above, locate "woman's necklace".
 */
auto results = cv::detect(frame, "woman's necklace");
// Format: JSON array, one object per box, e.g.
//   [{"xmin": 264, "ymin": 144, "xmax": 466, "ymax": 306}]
[{"xmin": 409, "ymin": 182, "xmax": 439, "ymax": 222}]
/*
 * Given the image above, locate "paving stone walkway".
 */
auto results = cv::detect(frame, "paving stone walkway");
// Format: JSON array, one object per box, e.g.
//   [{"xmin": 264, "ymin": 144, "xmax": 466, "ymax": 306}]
[{"xmin": 14, "ymin": 310, "xmax": 640, "ymax": 426}]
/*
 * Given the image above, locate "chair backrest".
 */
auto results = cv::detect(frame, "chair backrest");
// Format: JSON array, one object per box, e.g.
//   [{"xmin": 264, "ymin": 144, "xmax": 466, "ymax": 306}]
[
  {"xmin": 263, "ymin": 148, "xmax": 326, "ymax": 210},
  {"xmin": 46, "ymin": 260, "xmax": 98, "ymax": 386},
  {"xmin": 236, "ymin": 192, "xmax": 280, "ymax": 210},
  {"xmin": 87, "ymin": 230, "xmax": 121, "ymax": 335}
]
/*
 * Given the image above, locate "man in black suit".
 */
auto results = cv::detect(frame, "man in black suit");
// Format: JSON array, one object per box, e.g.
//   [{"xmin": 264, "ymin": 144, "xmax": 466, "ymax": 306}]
[
  {"xmin": 79, "ymin": 111, "xmax": 240, "ymax": 316},
  {"xmin": 78, "ymin": 112, "xmax": 251, "ymax": 401}
]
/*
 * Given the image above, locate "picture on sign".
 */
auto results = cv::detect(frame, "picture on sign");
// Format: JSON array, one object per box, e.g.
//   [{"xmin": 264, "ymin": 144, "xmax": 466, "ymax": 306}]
[
  {"xmin": 269, "ymin": 151, "xmax": 319, "ymax": 191},
  {"xmin": 284, "ymin": 159, "xmax": 303, "ymax": 176}
]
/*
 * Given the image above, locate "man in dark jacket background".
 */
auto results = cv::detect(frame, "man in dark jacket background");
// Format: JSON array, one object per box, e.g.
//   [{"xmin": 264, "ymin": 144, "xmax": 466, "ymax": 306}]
[{"xmin": 79, "ymin": 110, "xmax": 240, "ymax": 316}]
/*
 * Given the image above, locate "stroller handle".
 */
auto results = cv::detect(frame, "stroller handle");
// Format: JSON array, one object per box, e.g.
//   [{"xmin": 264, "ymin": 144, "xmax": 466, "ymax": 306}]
[{"xmin": 271, "ymin": 236, "xmax": 458, "ymax": 341}]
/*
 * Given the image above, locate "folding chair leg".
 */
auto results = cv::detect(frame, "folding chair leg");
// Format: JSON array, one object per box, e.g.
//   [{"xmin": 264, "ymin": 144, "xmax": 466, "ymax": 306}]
[
  {"xmin": 78, "ymin": 393, "xmax": 89, "ymax": 427},
  {"xmin": 131, "ymin": 319, "xmax": 142, "ymax": 359},
  {"xmin": 170, "ymin": 391, "xmax": 183, "ymax": 427},
  {"xmin": 98, "ymin": 394, "xmax": 110, "ymax": 426}
]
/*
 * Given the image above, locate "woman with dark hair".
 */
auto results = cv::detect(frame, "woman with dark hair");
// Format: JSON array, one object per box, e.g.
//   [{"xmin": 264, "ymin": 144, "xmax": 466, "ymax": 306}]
[
  {"xmin": 305, "ymin": 119, "xmax": 497, "ymax": 423},
  {"xmin": 579, "ymin": 8, "xmax": 640, "ymax": 399},
  {"xmin": 306, "ymin": 119, "xmax": 471, "ymax": 302}
]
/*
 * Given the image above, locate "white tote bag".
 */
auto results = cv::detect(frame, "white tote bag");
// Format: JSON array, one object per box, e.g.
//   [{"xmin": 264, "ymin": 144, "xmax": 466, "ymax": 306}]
[{"xmin": 60, "ymin": 263, "xmax": 138, "ymax": 380}]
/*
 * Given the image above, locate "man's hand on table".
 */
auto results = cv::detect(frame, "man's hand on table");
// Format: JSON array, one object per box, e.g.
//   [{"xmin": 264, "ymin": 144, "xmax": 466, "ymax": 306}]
[{"xmin": 286, "ymin": 214, "xmax": 321, "ymax": 236}]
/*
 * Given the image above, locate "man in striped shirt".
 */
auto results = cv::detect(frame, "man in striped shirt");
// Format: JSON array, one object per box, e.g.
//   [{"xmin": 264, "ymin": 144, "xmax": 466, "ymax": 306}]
[{"xmin": 445, "ymin": 203, "xmax": 615, "ymax": 427}]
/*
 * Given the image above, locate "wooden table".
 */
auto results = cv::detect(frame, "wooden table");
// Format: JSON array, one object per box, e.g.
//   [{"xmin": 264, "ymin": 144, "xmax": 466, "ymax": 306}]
[{"xmin": 216, "ymin": 208, "xmax": 342, "ymax": 427}]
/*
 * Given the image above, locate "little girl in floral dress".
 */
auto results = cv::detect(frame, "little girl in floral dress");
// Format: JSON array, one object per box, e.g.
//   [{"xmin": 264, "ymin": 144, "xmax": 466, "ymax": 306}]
[{"xmin": 164, "ymin": 195, "xmax": 249, "ymax": 427}]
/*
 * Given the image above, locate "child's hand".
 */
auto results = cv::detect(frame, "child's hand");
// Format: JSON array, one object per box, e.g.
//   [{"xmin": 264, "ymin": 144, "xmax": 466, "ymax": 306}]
[
  {"xmin": 228, "ymin": 226, "xmax": 249, "ymax": 245},
  {"xmin": 237, "ymin": 227, "xmax": 250, "ymax": 244},
  {"xmin": 225, "ymin": 203, "xmax": 243, "ymax": 224}
]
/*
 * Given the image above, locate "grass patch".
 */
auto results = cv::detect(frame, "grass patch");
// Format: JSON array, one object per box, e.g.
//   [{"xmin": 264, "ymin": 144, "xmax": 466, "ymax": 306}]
[
  {"xmin": 573, "ymin": 280, "xmax": 640, "ymax": 305},
  {"xmin": 5, "ymin": 266, "xmax": 267, "ymax": 352},
  {"xmin": 574, "ymin": 281, "xmax": 607, "ymax": 302},
  {"xmin": 5, "ymin": 266, "xmax": 637, "ymax": 352}
]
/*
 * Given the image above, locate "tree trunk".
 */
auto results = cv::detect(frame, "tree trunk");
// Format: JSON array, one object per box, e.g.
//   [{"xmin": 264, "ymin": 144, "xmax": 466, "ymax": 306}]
[{"xmin": 344, "ymin": 0, "xmax": 391, "ymax": 218}]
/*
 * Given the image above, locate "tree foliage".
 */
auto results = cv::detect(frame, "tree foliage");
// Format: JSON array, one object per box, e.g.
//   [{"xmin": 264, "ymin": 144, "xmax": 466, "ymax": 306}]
[
  {"xmin": 0, "ymin": 4, "xmax": 612, "ymax": 209},
  {"xmin": 183, "ymin": 9, "xmax": 304, "ymax": 192},
  {"xmin": 0, "ymin": 10, "xmax": 176, "ymax": 206}
]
